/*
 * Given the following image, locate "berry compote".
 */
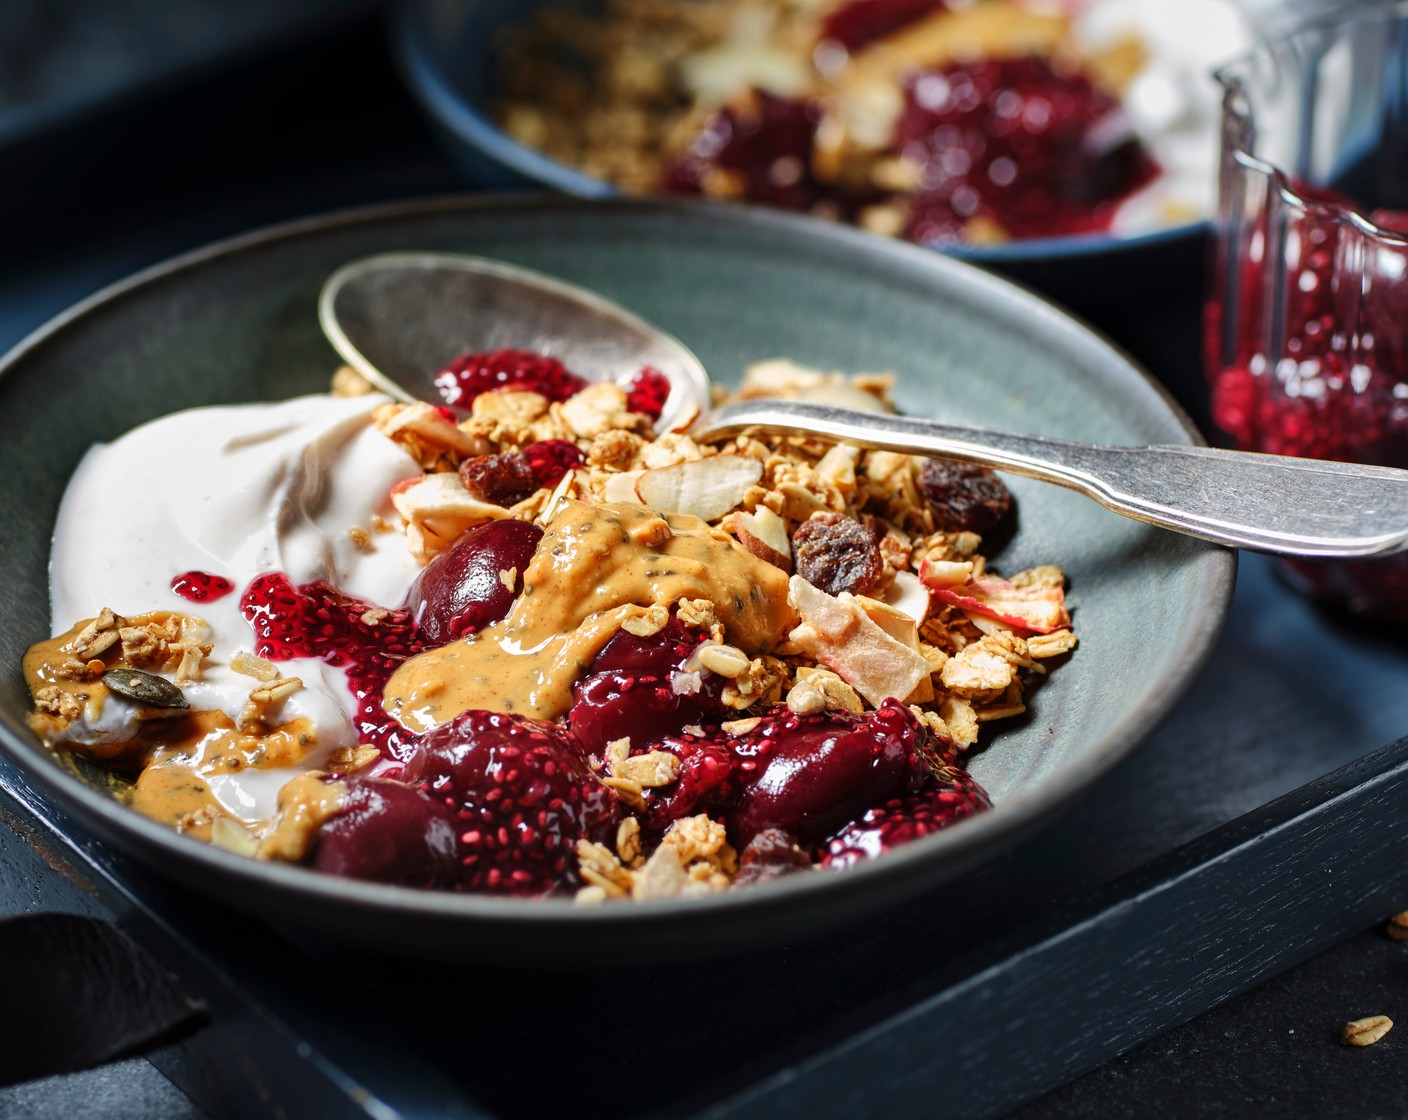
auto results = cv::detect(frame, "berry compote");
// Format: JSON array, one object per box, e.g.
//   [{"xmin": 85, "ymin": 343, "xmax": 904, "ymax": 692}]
[
  {"xmin": 240, "ymin": 574, "xmax": 426, "ymax": 760},
  {"xmin": 896, "ymin": 56, "xmax": 1159, "ymax": 243},
  {"xmin": 171, "ymin": 570, "xmax": 235, "ymax": 603},
  {"xmin": 434, "ymin": 348, "xmax": 587, "ymax": 409},
  {"xmin": 661, "ymin": 55, "xmax": 1157, "ymax": 245}
]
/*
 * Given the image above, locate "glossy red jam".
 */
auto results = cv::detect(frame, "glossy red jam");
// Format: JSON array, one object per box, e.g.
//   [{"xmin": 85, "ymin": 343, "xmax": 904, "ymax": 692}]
[
  {"xmin": 434, "ymin": 348, "xmax": 588, "ymax": 408},
  {"xmin": 170, "ymin": 570, "xmax": 234, "ymax": 603},
  {"xmin": 239, "ymin": 574, "xmax": 426, "ymax": 760}
]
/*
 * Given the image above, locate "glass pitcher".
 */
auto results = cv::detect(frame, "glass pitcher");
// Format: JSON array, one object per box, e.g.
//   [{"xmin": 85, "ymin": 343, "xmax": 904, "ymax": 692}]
[{"xmin": 1207, "ymin": 2, "xmax": 1408, "ymax": 622}]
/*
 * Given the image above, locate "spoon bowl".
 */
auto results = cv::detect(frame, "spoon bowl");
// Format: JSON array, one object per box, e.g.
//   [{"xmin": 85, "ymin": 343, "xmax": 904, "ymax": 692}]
[{"xmin": 319, "ymin": 252, "xmax": 712, "ymax": 431}]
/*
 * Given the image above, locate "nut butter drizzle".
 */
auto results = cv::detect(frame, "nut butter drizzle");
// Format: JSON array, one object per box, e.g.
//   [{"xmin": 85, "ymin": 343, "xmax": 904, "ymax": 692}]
[{"xmin": 383, "ymin": 499, "xmax": 794, "ymax": 728}]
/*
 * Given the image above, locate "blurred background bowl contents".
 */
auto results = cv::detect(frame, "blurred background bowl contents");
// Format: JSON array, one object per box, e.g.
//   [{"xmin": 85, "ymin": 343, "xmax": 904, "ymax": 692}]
[
  {"xmin": 1208, "ymin": 2, "xmax": 1408, "ymax": 622},
  {"xmin": 485, "ymin": 0, "xmax": 1249, "ymax": 248}
]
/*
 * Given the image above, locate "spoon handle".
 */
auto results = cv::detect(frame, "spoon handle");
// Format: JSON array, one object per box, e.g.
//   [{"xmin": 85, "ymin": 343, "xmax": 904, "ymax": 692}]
[{"xmin": 695, "ymin": 399, "xmax": 1408, "ymax": 559}]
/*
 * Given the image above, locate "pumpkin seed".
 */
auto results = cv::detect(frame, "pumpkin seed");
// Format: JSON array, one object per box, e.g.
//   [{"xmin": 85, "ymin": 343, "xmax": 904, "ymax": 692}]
[{"xmin": 102, "ymin": 668, "xmax": 189, "ymax": 709}]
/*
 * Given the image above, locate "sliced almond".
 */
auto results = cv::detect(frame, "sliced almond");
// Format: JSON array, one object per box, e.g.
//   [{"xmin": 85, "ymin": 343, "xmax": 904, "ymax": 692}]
[
  {"xmin": 734, "ymin": 507, "xmax": 791, "ymax": 572},
  {"xmin": 635, "ymin": 456, "xmax": 763, "ymax": 522},
  {"xmin": 600, "ymin": 469, "xmax": 646, "ymax": 504}
]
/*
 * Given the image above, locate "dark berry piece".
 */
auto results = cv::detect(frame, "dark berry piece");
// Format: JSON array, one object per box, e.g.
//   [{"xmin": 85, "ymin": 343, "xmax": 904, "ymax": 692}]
[
  {"xmin": 522, "ymin": 439, "xmax": 585, "ymax": 487},
  {"xmin": 734, "ymin": 828, "xmax": 813, "ymax": 886},
  {"xmin": 897, "ymin": 55, "xmax": 1159, "ymax": 243},
  {"xmin": 404, "ymin": 710, "xmax": 619, "ymax": 896},
  {"xmin": 819, "ymin": 771, "xmax": 991, "ymax": 869},
  {"xmin": 459, "ymin": 452, "xmax": 537, "ymax": 507},
  {"xmin": 312, "ymin": 777, "xmax": 459, "ymax": 888},
  {"xmin": 820, "ymin": 0, "xmax": 947, "ymax": 52},
  {"xmin": 663, "ymin": 93, "xmax": 828, "ymax": 212},
  {"xmin": 634, "ymin": 733, "xmax": 740, "ymax": 830},
  {"xmin": 917, "ymin": 459, "xmax": 1012, "ymax": 533},
  {"xmin": 404, "ymin": 519, "xmax": 543, "ymax": 646},
  {"xmin": 434, "ymin": 348, "xmax": 587, "ymax": 409},
  {"xmin": 624, "ymin": 367, "xmax": 672, "ymax": 420},
  {"xmin": 725, "ymin": 699, "xmax": 928, "ymax": 846},
  {"xmin": 567, "ymin": 617, "xmax": 728, "ymax": 756},
  {"xmin": 792, "ymin": 512, "xmax": 883, "ymax": 596}
]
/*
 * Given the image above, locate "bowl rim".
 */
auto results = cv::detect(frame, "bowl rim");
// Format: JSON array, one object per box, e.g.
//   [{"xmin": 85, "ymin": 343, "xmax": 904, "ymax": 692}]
[
  {"xmin": 0, "ymin": 192, "xmax": 1235, "ymax": 936},
  {"xmin": 388, "ymin": 3, "xmax": 1209, "ymax": 266}
]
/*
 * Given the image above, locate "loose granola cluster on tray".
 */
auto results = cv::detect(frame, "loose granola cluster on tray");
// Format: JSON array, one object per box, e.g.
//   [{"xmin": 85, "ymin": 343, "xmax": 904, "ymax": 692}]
[{"xmin": 24, "ymin": 352, "xmax": 1075, "ymax": 902}]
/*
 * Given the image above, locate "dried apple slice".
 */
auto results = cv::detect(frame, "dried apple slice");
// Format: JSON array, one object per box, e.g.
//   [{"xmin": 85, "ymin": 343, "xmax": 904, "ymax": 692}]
[
  {"xmin": 922, "ymin": 573, "xmax": 1070, "ymax": 634},
  {"xmin": 635, "ymin": 456, "xmax": 762, "ymax": 522},
  {"xmin": 787, "ymin": 576, "xmax": 931, "ymax": 707}
]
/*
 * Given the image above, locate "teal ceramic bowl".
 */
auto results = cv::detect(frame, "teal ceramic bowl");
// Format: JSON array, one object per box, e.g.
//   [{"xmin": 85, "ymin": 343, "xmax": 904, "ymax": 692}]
[{"xmin": 0, "ymin": 196, "xmax": 1232, "ymax": 958}]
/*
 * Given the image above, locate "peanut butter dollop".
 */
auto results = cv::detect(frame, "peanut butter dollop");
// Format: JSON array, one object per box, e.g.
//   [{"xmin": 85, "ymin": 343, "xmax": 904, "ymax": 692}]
[{"xmin": 383, "ymin": 500, "xmax": 793, "ymax": 728}]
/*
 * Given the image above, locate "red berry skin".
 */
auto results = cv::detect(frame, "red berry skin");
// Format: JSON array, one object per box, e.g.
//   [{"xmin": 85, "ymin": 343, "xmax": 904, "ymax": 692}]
[
  {"xmin": 567, "ymin": 617, "xmax": 729, "ymax": 756},
  {"xmin": 404, "ymin": 519, "xmax": 543, "ymax": 647},
  {"xmin": 819, "ymin": 772, "xmax": 991, "ymax": 869},
  {"xmin": 404, "ymin": 710, "xmax": 619, "ymax": 897},
  {"xmin": 820, "ymin": 0, "xmax": 947, "ymax": 52},
  {"xmin": 312, "ymin": 777, "xmax": 460, "ymax": 888},
  {"xmin": 724, "ymin": 699, "xmax": 928, "ymax": 846}
]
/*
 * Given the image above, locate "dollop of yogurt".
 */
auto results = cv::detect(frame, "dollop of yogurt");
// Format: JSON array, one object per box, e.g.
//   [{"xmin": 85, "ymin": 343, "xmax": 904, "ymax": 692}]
[{"xmin": 49, "ymin": 394, "xmax": 422, "ymax": 819}]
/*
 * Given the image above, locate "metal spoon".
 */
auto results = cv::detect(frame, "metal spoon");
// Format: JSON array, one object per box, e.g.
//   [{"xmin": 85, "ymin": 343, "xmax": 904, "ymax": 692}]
[{"xmin": 321, "ymin": 252, "xmax": 1408, "ymax": 560}]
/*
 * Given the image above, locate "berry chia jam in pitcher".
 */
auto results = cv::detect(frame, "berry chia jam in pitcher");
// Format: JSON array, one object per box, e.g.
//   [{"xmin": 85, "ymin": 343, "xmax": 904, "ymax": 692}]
[{"xmin": 1207, "ymin": 6, "xmax": 1408, "ymax": 621}]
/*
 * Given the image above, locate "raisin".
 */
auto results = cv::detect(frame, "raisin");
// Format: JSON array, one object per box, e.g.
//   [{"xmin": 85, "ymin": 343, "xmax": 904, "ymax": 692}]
[
  {"xmin": 459, "ymin": 452, "xmax": 536, "ymax": 507},
  {"xmin": 917, "ymin": 460, "xmax": 1012, "ymax": 533},
  {"xmin": 792, "ymin": 512, "xmax": 883, "ymax": 596}
]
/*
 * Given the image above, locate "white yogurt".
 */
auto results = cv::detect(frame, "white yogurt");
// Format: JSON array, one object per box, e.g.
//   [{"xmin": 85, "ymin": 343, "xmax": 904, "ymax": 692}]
[{"xmin": 50, "ymin": 394, "xmax": 423, "ymax": 820}]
